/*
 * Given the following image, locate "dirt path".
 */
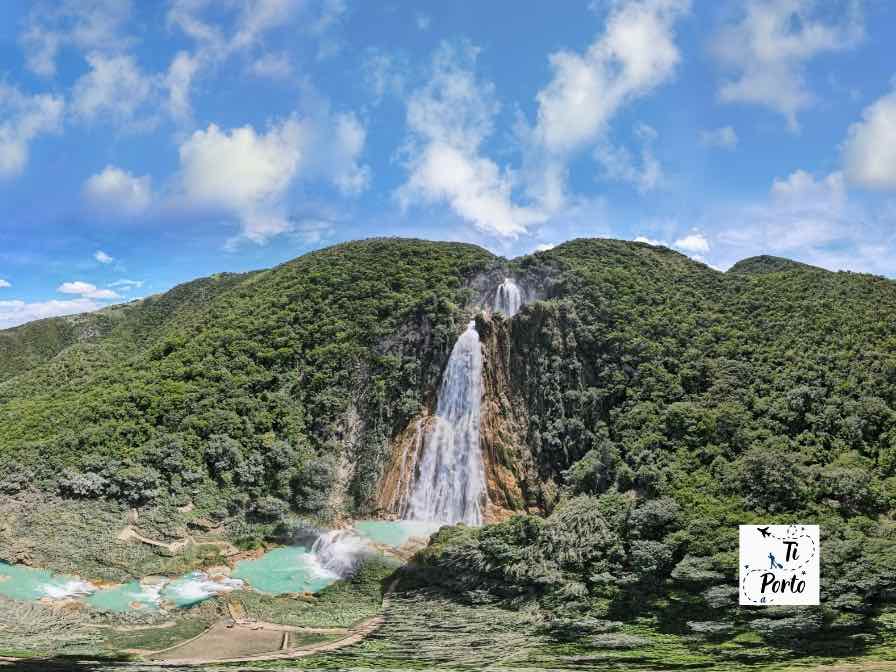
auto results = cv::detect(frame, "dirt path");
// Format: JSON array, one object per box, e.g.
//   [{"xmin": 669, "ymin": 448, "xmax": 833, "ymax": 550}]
[
  {"xmin": 142, "ymin": 578, "xmax": 399, "ymax": 666},
  {"xmin": 143, "ymin": 614, "xmax": 383, "ymax": 665}
]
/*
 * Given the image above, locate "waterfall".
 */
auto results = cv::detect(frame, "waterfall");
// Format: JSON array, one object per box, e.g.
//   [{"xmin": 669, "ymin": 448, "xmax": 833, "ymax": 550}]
[
  {"xmin": 493, "ymin": 278, "xmax": 522, "ymax": 317},
  {"xmin": 310, "ymin": 529, "xmax": 370, "ymax": 578},
  {"xmin": 404, "ymin": 320, "xmax": 486, "ymax": 525}
]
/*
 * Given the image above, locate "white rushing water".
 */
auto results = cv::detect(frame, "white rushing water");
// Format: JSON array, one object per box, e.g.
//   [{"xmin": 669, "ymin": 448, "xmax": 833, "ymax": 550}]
[
  {"xmin": 493, "ymin": 278, "xmax": 522, "ymax": 317},
  {"xmin": 310, "ymin": 529, "xmax": 371, "ymax": 578},
  {"xmin": 42, "ymin": 579, "xmax": 96, "ymax": 600},
  {"xmin": 404, "ymin": 320, "xmax": 486, "ymax": 525}
]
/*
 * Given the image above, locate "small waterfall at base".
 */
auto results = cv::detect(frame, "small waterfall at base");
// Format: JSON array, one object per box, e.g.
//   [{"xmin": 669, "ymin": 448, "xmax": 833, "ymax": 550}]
[
  {"xmin": 404, "ymin": 320, "xmax": 486, "ymax": 526},
  {"xmin": 493, "ymin": 278, "xmax": 522, "ymax": 317},
  {"xmin": 310, "ymin": 530, "xmax": 370, "ymax": 578}
]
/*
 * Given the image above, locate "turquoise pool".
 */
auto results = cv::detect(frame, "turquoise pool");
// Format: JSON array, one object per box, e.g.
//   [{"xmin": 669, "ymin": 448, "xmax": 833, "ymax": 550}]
[
  {"xmin": 231, "ymin": 546, "xmax": 339, "ymax": 595},
  {"xmin": 353, "ymin": 520, "xmax": 444, "ymax": 547}
]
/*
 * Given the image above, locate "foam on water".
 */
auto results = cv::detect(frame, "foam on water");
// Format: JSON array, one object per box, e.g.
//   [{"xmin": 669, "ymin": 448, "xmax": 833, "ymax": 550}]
[
  {"xmin": 41, "ymin": 579, "xmax": 96, "ymax": 599},
  {"xmin": 162, "ymin": 572, "xmax": 244, "ymax": 607},
  {"xmin": 311, "ymin": 529, "xmax": 371, "ymax": 577}
]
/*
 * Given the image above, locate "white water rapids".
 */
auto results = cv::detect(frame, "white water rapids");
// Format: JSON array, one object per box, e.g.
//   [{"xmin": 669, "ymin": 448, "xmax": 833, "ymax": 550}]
[
  {"xmin": 310, "ymin": 529, "xmax": 370, "ymax": 578},
  {"xmin": 404, "ymin": 320, "xmax": 486, "ymax": 525},
  {"xmin": 493, "ymin": 278, "xmax": 522, "ymax": 317}
]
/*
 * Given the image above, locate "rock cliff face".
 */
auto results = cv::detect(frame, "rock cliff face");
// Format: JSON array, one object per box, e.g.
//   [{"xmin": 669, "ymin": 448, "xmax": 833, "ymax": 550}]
[{"xmin": 373, "ymin": 296, "xmax": 549, "ymax": 523}]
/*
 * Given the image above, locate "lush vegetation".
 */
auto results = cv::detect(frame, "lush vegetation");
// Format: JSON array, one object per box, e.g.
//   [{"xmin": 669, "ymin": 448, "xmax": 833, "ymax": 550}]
[
  {"xmin": 0, "ymin": 239, "xmax": 492, "ymax": 522},
  {"xmin": 2, "ymin": 236, "xmax": 895, "ymax": 666},
  {"xmin": 408, "ymin": 238, "xmax": 896, "ymax": 662}
]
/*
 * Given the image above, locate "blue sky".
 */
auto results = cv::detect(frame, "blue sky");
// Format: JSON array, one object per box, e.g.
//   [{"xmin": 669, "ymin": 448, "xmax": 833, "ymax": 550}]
[{"xmin": 1, "ymin": 0, "xmax": 895, "ymax": 328}]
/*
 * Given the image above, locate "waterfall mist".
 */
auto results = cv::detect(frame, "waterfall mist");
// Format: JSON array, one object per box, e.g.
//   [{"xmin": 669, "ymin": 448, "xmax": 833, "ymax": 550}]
[
  {"xmin": 404, "ymin": 320, "xmax": 486, "ymax": 525},
  {"xmin": 493, "ymin": 278, "xmax": 522, "ymax": 317}
]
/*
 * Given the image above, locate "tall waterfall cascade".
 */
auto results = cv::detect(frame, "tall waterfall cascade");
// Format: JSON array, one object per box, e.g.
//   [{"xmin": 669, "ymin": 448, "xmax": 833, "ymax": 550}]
[
  {"xmin": 404, "ymin": 320, "xmax": 487, "ymax": 525},
  {"xmin": 493, "ymin": 278, "xmax": 522, "ymax": 317}
]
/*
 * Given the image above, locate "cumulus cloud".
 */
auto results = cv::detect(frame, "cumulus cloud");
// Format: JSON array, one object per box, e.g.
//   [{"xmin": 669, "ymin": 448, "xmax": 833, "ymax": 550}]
[
  {"xmin": 178, "ymin": 120, "xmax": 303, "ymax": 242},
  {"xmin": 94, "ymin": 250, "xmax": 114, "ymax": 264},
  {"xmin": 397, "ymin": 42, "xmax": 545, "ymax": 238},
  {"xmin": 533, "ymin": 242, "xmax": 556, "ymax": 252},
  {"xmin": 0, "ymin": 84, "xmax": 64, "ymax": 179},
  {"xmin": 700, "ymin": 126, "xmax": 738, "ymax": 149},
  {"xmin": 712, "ymin": 0, "xmax": 863, "ymax": 130},
  {"xmin": 0, "ymin": 298, "xmax": 105, "ymax": 330},
  {"xmin": 177, "ymin": 105, "xmax": 368, "ymax": 244},
  {"xmin": 84, "ymin": 166, "xmax": 152, "ymax": 214},
  {"xmin": 673, "ymin": 232, "xmax": 710, "ymax": 254},
  {"xmin": 0, "ymin": 279, "xmax": 10, "ymax": 288},
  {"xmin": 524, "ymin": 0, "xmax": 689, "ymax": 210},
  {"xmin": 843, "ymin": 88, "xmax": 896, "ymax": 190},
  {"xmin": 72, "ymin": 52, "xmax": 155, "ymax": 127}
]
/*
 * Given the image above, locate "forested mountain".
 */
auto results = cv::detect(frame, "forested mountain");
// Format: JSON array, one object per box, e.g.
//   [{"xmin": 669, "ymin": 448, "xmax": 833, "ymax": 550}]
[{"xmin": 2, "ymin": 237, "xmax": 894, "ymax": 660}]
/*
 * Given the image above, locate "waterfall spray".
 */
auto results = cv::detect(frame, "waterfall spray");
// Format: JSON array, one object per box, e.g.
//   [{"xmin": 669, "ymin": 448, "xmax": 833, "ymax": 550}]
[{"xmin": 310, "ymin": 530, "xmax": 370, "ymax": 578}]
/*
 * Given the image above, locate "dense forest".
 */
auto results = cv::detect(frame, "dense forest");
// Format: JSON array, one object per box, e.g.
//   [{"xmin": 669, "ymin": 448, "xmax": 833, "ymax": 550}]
[{"xmin": 2, "ymin": 237, "xmax": 895, "ymax": 662}]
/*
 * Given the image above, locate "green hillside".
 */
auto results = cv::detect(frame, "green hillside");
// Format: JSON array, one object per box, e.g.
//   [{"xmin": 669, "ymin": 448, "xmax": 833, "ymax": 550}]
[{"xmin": 1, "ymin": 237, "xmax": 894, "ymax": 665}]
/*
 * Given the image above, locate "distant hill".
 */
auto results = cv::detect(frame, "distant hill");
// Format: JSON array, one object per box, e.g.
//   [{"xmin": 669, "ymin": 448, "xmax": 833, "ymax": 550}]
[{"xmin": 727, "ymin": 254, "xmax": 822, "ymax": 275}]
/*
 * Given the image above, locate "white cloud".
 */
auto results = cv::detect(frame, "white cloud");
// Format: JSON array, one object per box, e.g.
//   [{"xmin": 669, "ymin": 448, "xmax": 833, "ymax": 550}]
[
  {"xmin": 248, "ymin": 52, "xmax": 293, "ymax": 79},
  {"xmin": 57, "ymin": 281, "xmax": 95, "ymax": 294},
  {"xmin": 416, "ymin": 12, "xmax": 431, "ymax": 31},
  {"xmin": 164, "ymin": 0, "xmax": 332, "ymax": 120},
  {"xmin": 362, "ymin": 49, "xmax": 407, "ymax": 104},
  {"xmin": 673, "ymin": 232, "xmax": 710, "ymax": 254},
  {"xmin": 771, "ymin": 169, "xmax": 845, "ymax": 209},
  {"xmin": 232, "ymin": 0, "xmax": 302, "ymax": 50},
  {"xmin": 634, "ymin": 235, "xmax": 667, "ymax": 246},
  {"xmin": 57, "ymin": 281, "xmax": 121, "ymax": 300},
  {"xmin": 176, "ymin": 104, "xmax": 368, "ymax": 245},
  {"xmin": 20, "ymin": 0, "xmax": 134, "ymax": 77},
  {"xmin": 164, "ymin": 51, "xmax": 202, "ymax": 123},
  {"xmin": 524, "ymin": 0, "xmax": 689, "ymax": 209},
  {"xmin": 94, "ymin": 250, "xmax": 114, "ymax": 264},
  {"xmin": 534, "ymin": 242, "xmax": 556, "ymax": 252},
  {"xmin": 594, "ymin": 123, "xmax": 664, "ymax": 192},
  {"xmin": 712, "ymin": 0, "xmax": 863, "ymax": 130},
  {"xmin": 843, "ymin": 88, "xmax": 896, "ymax": 190},
  {"xmin": 178, "ymin": 120, "xmax": 304, "ymax": 242},
  {"xmin": 710, "ymin": 169, "xmax": 896, "ymax": 274},
  {"xmin": 84, "ymin": 166, "xmax": 152, "ymax": 215},
  {"xmin": 109, "ymin": 279, "xmax": 144, "ymax": 290},
  {"xmin": 700, "ymin": 126, "xmax": 738, "ymax": 149},
  {"xmin": 397, "ymin": 42, "xmax": 545, "ymax": 238},
  {"xmin": 72, "ymin": 52, "xmax": 155, "ymax": 127},
  {"xmin": 0, "ymin": 279, "xmax": 10, "ymax": 288},
  {"xmin": 0, "ymin": 84, "xmax": 64, "ymax": 179},
  {"xmin": 0, "ymin": 298, "xmax": 106, "ymax": 329}
]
